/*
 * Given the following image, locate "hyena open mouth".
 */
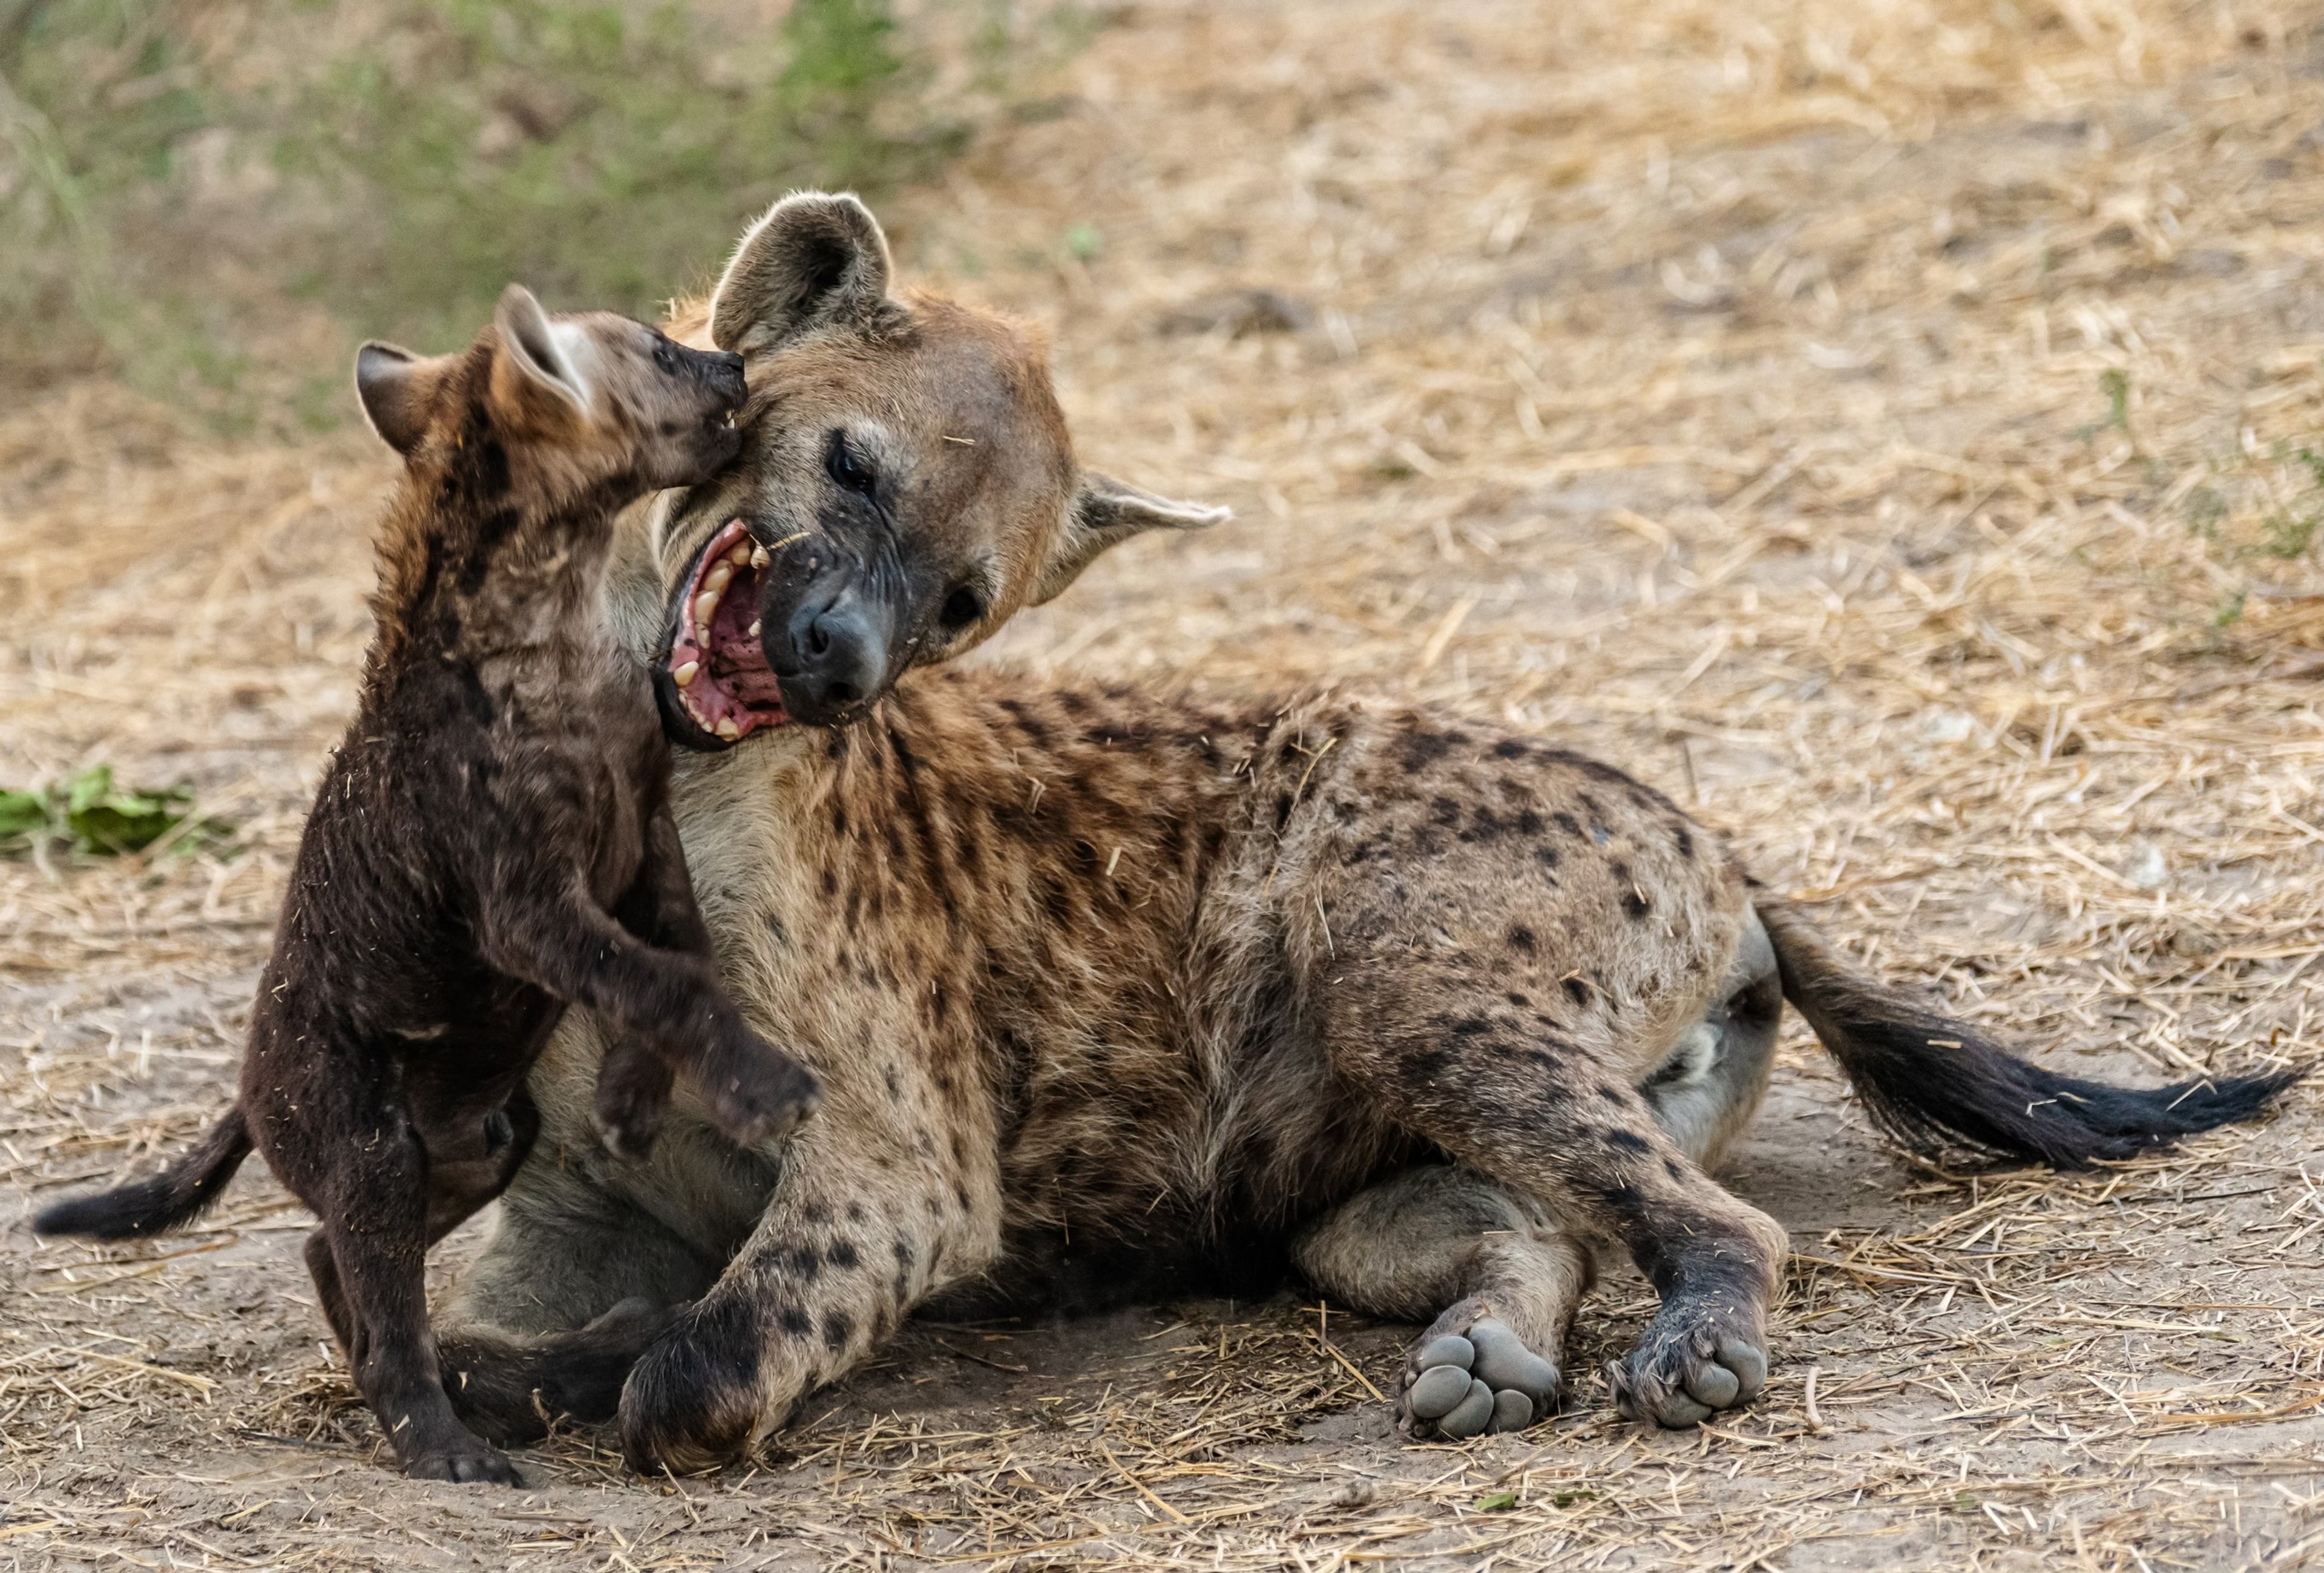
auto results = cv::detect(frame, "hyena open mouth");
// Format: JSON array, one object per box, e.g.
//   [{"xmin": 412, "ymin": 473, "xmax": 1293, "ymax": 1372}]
[{"xmin": 659, "ymin": 518, "xmax": 788, "ymax": 746}]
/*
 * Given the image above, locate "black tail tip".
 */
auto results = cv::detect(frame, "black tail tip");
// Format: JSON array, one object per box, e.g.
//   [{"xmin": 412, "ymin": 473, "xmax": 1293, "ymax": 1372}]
[{"xmin": 32, "ymin": 1187, "xmax": 170, "ymax": 1241}]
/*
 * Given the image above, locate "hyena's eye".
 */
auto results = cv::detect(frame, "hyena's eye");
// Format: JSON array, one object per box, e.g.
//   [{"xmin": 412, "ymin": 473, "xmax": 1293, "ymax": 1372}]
[
  {"xmin": 826, "ymin": 430, "xmax": 876, "ymax": 496},
  {"xmin": 940, "ymin": 585, "xmax": 985, "ymax": 631}
]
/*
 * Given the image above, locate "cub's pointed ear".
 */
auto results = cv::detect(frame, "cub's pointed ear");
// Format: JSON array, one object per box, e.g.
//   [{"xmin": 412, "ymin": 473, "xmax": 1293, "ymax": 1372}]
[
  {"xmin": 1031, "ymin": 471, "xmax": 1231, "ymax": 605},
  {"xmin": 353, "ymin": 341, "xmax": 456, "ymax": 457},
  {"xmin": 491, "ymin": 282, "xmax": 592, "ymax": 421},
  {"xmin": 709, "ymin": 191, "xmax": 894, "ymax": 358}
]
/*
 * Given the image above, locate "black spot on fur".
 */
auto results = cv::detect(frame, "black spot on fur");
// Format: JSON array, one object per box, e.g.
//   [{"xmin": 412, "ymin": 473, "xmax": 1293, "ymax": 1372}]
[
  {"xmin": 1398, "ymin": 729, "xmax": 1467, "ymax": 770},
  {"xmin": 822, "ymin": 1312, "xmax": 854, "ymax": 1351},
  {"xmin": 1452, "ymin": 1017, "xmax": 1492, "ymax": 1037},
  {"xmin": 1564, "ymin": 977, "xmax": 1590, "ymax": 1006},
  {"xmin": 1506, "ymin": 990, "xmax": 1532, "ymax": 1007},
  {"xmin": 1515, "ymin": 809, "xmax": 1544, "ymax": 836},
  {"xmin": 1492, "ymin": 738, "xmax": 1528, "ymax": 760},
  {"xmin": 1554, "ymin": 812, "xmax": 1583, "ymax": 838},
  {"xmin": 1508, "ymin": 925, "xmax": 1537, "ymax": 956},
  {"xmin": 778, "ymin": 1305, "xmax": 813, "ymax": 1338},
  {"xmin": 1403, "ymin": 1049, "xmax": 1451, "ymax": 1086},
  {"xmin": 829, "ymin": 1240, "xmax": 861, "ymax": 1270},
  {"xmin": 1606, "ymin": 1129, "xmax": 1652, "ymax": 1154},
  {"xmin": 1673, "ymin": 824, "xmax": 1694, "ymax": 858}
]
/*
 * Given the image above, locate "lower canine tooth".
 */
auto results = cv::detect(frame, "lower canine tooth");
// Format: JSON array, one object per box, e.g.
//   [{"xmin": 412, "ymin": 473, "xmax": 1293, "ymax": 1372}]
[
  {"xmin": 747, "ymin": 619, "xmax": 761, "ymax": 639},
  {"xmin": 672, "ymin": 660, "xmax": 700, "ymax": 687},
  {"xmin": 714, "ymin": 717, "xmax": 740, "ymax": 740},
  {"xmin": 750, "ymin": 545, "xmax": 770, "ymax": 570}
]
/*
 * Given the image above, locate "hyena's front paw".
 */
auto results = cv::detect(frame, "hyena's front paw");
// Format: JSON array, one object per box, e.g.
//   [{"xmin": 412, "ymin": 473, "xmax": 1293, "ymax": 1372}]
[
  {"xmin": 1609, "ymin": 1300, "xmax": 1767, "ymax": 1428},
  {"xmin": 617, "ymin": 1298, "xmax": 766, "ymax": 1476},
  {"xmin": 1398, "ymin": 1298, "xmax": 1559, "ymax": 1440}
]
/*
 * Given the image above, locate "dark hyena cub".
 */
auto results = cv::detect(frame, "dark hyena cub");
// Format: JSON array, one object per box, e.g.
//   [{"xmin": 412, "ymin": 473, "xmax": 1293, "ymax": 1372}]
[{"xmin": 35, "ymin": 286, "xmax": 821, "ymax": 1484}]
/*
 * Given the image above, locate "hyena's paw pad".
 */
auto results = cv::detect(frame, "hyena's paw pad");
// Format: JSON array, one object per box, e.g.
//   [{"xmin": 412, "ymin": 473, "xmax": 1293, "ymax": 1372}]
[
  {"xmin": 1402, "ymin": 1317, "xmax": 1557, "ymax": 1440},
  {"xmin": 1610, "ymin": 1314, "xmax": 1767, "ymax": 1428}
]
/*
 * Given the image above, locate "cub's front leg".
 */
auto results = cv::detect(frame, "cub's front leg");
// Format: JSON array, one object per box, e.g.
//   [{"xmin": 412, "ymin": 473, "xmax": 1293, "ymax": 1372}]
[{"xmin": 616, "ymin": 1100, "xmax": 1002, "ymax": 1473}]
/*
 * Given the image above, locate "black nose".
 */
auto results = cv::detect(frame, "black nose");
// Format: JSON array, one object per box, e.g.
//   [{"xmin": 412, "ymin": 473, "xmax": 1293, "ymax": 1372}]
[
  {"xmin": 706, "ymin": 350, "xmax": 745, "ymax": 401},
  {"xmin": 784, "ymin": 590, "xmax": 887, "ymax": 717}
]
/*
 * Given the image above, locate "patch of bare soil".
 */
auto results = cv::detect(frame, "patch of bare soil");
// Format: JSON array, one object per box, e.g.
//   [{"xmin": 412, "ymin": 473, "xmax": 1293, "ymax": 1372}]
[{"xmin": 7, "ymin": 1, "xmax": 2324, "ymax": 1567}]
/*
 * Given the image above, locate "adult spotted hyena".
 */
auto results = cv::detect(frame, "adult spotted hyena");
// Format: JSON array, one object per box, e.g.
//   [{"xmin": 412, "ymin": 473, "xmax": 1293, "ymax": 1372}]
[{"xmin": 435, "ymin": 193, "xmax": 2294, "ymax": 1473}]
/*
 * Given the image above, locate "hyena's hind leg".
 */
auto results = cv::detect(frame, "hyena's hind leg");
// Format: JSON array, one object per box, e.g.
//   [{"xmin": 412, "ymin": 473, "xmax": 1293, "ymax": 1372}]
[
  {"xmin": 1287, "ymin": 736, "xmax": 1791, "ymax": 1433},
  {"xmin": 1294, "ymin": 1166, "xmax": 1594, "ymax": 1438}
]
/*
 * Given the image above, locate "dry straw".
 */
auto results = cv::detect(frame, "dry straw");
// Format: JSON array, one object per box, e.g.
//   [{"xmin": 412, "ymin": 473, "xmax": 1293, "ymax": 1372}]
[{"xmin": 7, "ymin": 0, "xmax": 2324, "ymax": 1567}]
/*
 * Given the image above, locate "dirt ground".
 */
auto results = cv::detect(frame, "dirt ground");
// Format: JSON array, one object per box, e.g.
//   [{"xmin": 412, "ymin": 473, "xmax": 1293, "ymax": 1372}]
[{"xmin": 9, "ymin": 0, "xmax": 2324, "ymax": 1567}]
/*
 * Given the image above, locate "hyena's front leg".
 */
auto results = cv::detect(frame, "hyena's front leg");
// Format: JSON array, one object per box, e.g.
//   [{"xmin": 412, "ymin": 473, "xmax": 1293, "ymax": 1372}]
[{"xmin": 617, "ymin": 1116, "xmax": 1001, "ymax": 1473}]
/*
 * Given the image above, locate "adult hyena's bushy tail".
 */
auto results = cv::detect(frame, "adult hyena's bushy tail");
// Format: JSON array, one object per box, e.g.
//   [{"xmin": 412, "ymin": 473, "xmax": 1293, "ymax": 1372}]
[
  {"xmin": 33, "ymin": 1107, "xmax": 252, "ymax": 1238},
  {"xmin": 1755, "ymin": 900, "xmax": 2301, "ymax": 1168}
]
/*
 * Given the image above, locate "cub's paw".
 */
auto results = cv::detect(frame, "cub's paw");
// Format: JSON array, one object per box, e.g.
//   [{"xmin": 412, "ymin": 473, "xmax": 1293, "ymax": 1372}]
[
  {"xmin": 699, "ymin": 1036, "xmax": 823, "ymax": 1149},
  {"xmin": 1397, "ymin": 1301, "xmax": 1558, "ymax": 1440},
  {"xmin": 1609, "ymin": 1301, "xmax": 1767, "ymax": 1428},
  {"xmin": 402, "ymin": 1434, "xmax": 525, "ymax": 1486},
  {"xmin": 592, "ymin": 1044, "xmax": 675, "ymax": 1161}
]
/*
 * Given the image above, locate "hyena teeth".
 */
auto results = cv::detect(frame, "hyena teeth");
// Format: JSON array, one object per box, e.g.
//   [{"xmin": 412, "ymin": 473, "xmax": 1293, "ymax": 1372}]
[
  {"xmin": 746, "ymin": 619, "xmax": 761, "ymax": 639},
  {"xmin": 705, "ymin": 562, "xmax": 734, "ymax": 594},
  {"xmin": 693, "ymin": 590, "xmax": 720, "ymax": 629},
  {"xmin": 727, "ymin": 543, "xmax": 753, "ymax": 567},
  {"xmin": 714, "ymin": 717, "xmax": 740, "ymax": 740},
  {"xmin": 750, "ymin": 545, "xmax": 770, "ymax": 570},
  {"xmin": 672, "ymin": 661, "xmax": 700, "ymax": 688}
]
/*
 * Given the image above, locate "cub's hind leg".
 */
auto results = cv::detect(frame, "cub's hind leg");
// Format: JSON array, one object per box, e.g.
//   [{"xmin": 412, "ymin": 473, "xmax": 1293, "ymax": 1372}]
[{"xmin": 1294, "ymin": 1165, "xmax": 1592, "ymax": 1437}]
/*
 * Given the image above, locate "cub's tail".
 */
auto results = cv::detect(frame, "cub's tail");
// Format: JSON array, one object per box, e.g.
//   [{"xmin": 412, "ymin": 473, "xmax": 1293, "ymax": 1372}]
[
  {"xmin": 1755, "ymin": 899, "xmax": 2301, "ymax": 1168},
  {"xmin": 33, "ymin": 1106, "xmax": 253, "ymax": 1239}
]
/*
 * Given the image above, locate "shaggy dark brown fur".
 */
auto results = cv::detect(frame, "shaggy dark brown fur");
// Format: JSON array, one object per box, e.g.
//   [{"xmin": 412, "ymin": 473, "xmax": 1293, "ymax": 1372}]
[
  {"xmin": 425, "ymin": 199, "xmax": 2293, "ymax": 1475},
  {"xmin": 34, "ymin": 286, "xmax": 821, "ymax": 1484}
]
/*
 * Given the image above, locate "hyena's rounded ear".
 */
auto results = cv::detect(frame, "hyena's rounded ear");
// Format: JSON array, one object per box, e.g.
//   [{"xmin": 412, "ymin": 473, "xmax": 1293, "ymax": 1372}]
[
  {"xmin": 353, "ymin": 341, "xmax": 457, "ymax": 457},
  {"xmin": 491, "ymin": 282, "xmax": 592, "ymax": 421},
  {"xmin": 709, "ymin": 191, "xmax": 894, "ymax": 358},
  {"xmin": 1031, "ymin": 471, "xmax": 1232, "ymax": 605}
]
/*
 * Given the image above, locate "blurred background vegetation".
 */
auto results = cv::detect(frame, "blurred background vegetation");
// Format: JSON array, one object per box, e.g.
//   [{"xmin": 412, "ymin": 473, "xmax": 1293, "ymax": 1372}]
[{"xmin": 0, "ymin": 0, "xmax": 1078, "ymax": 432}]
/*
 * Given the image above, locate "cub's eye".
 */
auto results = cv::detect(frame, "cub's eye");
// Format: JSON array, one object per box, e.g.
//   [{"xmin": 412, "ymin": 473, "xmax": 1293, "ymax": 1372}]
[
  {"xmin": 826, "ymin": 431, "xmax": 876, "ymax": 495},
  {"xmin": 940, "ymin": 585, "xmax": 985, "ymax": 631}
]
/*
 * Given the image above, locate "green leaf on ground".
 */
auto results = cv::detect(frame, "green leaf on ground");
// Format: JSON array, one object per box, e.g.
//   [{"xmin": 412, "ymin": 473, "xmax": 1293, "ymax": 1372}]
[
  {"xmin": 0, "ymin": 768, "xmax": 229, "ymax": 858},
  {"xmin": 1475, "ymin": 1491, "xmax": 1517, "ymax": 1512},
  {"xmin": 0, "ymin": 789, "xmax": 48, "ymax": 841}
]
